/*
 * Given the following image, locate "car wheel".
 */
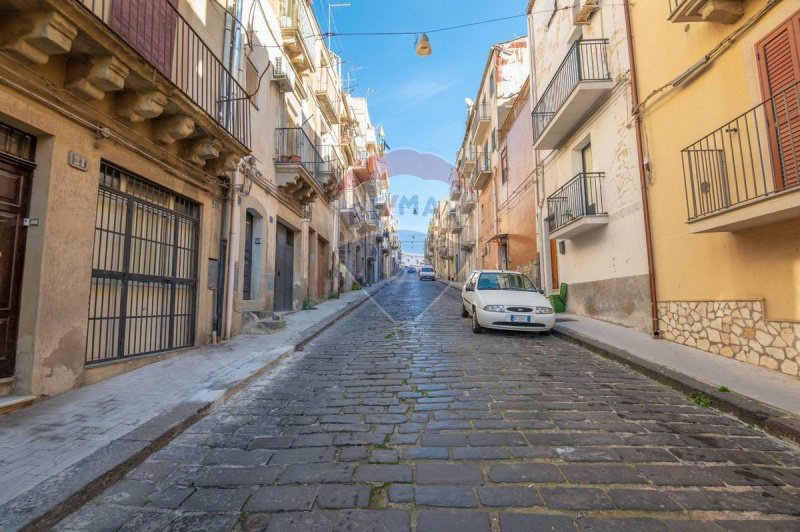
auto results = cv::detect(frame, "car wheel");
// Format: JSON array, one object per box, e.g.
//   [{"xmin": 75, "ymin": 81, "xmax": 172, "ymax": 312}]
[
  {"xmin": 461, "ymin": 305, "xmax": 469, "ymax": 318},
  {"xmin": 471, "ymin": 309, "xmax": 483, "ymax": 334}
]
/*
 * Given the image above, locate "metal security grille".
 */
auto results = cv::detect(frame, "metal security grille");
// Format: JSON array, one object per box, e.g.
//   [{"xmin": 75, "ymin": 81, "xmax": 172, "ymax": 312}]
[{"xmin": 86, "ymin": 163, "xmax": 199, "ymax": 364}]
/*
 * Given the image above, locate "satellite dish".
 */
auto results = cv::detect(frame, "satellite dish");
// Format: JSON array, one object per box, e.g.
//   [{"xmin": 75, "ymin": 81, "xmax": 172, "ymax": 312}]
[{"xmin": 465, "ymin": 98, "xmax": 474, "ymax": 107}]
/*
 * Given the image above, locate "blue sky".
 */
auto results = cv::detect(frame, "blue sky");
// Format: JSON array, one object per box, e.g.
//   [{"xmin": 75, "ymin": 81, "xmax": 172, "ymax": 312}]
[{"xmin": 313, "ymin": 1, "xmax": 528, "ymax": 235}]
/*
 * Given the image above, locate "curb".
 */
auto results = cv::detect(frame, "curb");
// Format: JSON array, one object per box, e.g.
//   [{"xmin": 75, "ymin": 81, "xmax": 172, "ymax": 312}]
[
  {"xmin": 435, "ymin": 281, "xmax": 800, "ymax": 446},
  {"xmin": 9, "ymin": 281, "xmax": 391, "ymax": 532},
  {"xmin": 552, "ymin": 325, "xmax": 800, "ymax": 446}
]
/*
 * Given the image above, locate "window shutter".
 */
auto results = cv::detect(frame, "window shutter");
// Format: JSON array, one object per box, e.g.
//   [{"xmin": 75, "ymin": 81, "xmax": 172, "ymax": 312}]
[
  {"xmin": 756, "ymin": 13, "xmax": 800, "ymax": 189},
  {"xmin": 111, "ymin": 0, "xmax": 178, "ymax": 78}
]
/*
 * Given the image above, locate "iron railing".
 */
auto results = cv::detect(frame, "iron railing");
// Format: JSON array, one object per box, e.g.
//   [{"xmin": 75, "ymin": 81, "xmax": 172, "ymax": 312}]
[
  {"xmin": 281, "ymin": 0, "xmax": 319, "ymax": 67},
  {"xmin": 450, "ymin": 180, "xmax": 462, "ymax": 197},
  {"xmin": 77, "ymin": 0, "xmax": 250, "ymax": 149},
  {"xmin": 668, "ymin": 0, "xmax": 686, "ymax": 16},
  {"xmin": 318, "ymin": 144, "xmax": 343, "ymax": 184},
  {"xmin": 547, "ymin": 172, "xmax": 606, "ymax": 232},
  {"xmin": 682, "ymin": 80, "xmax": 800, "ymax": 221},
  {"xmin": 459, "ymin": 145, "xmax": 476, "ymax": 167},
  {"xmin": 476, "ymin": 101, "xmax": 490, "ymax": 122},
  {"xmin": 532, "ymin": 39, "xmax": 610, "ymax": 144},
  {"xmin": 274, "ymin": 127, "xmax": 325, "ymax": 186}
]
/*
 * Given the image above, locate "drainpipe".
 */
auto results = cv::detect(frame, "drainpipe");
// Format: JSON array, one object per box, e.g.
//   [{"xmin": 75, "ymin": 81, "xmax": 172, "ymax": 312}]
[{"xmin": 624, "ymin": 0, "xmax": 661, "ymax": 337}]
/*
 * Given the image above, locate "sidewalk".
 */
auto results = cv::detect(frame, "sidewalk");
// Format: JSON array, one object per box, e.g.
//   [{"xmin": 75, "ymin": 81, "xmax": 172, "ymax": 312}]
[
  {"xmin": 554, "ymin": 313, "xmax": 800, "ymax": 443},
  {"xmin": 0, "ymin": 281, "xmax": 389, "ymax": 530}
]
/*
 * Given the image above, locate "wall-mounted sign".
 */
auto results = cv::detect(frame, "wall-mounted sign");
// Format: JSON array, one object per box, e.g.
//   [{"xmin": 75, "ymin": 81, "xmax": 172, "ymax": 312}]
[
  {"xmin": 255, "ymin": 238, "xmax": 262, "ymax": 245},
  {"xmin": 68, "ymin": 151, "xmax": 88, "ymax": 172}
]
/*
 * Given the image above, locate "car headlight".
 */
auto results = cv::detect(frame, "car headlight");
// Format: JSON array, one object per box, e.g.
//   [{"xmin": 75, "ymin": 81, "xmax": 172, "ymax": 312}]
[
  {"xmin": 534, "ymin": 306, "xmax": 554, "ymax": 314},
  {"xmin": 483, "ymin": 305, "xmax": 505, "ymax": 312}
]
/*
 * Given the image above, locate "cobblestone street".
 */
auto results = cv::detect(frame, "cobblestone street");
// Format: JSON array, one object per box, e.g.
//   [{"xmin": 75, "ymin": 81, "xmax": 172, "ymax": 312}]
[{"xmin": 56, "ymin": 275, "xmax": 800, "ymax": 531}]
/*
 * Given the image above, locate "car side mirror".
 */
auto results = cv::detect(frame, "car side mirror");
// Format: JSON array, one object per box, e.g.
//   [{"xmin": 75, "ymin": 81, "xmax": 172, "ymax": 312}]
[
  {"xmin": 538, "ymin": 289, "xmax": 545, "ymax": 295},
  {"xmin": 465, "ymin": 286, "xmax": 474, "ymax": 292}
]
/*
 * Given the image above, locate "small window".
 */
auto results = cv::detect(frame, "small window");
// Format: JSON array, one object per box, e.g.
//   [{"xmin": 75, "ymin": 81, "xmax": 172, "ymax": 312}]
[
  {"xmin": 491, "ymin": 128, "xmax": 497, "ymax": 152},
  {"xmin": 501, "ymin": 149, "xmax": 509, "ymax": 184},
  {"xmin": 489, "ymin": 75, "xmax": 495, "ymax": 97}
]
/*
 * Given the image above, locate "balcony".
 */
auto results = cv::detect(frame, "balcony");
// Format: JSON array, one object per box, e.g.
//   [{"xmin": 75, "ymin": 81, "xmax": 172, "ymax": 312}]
[
  {"xmin": 460, "ymin": 145, "xmax": 477, "ymax": 173},
  {"xmin": 364, "ymin": 210, "xmax": 379, "ymax": 232},
  {"xmin": 339, "ymin": 188, "xmax": 357, "ymax": 227},
  {"xmin": 274, "ymin": 127, "xmax": 324, "ymax": 205},
  {"xmin": 472, "ymin": 150, "xmax": 493, "ymax": 190},
  {"xmin": 272, "ymin": 56, "xmax": 297, "ymax": 93},
  {"xmin": 439, "ymin": 247, "xmax": 452, "ymax": 259},
  {"xmin": 318, "ymin": 144, "xmax": 343, "ymax": 199},
  {"xmin": 317, "ymin": 65, "xmax": 342, "ymax": 124},
  {"xmin": 450, "ymin": 180, "xmax": 463, "ymax": 201},
  {"xmin": 547, "ymin": 172, "xmax": 608, "ymax": 239},
  {"xmin": 473, "ymin": 101, "xmax": 491, "ymax": 141},
  {"xmin": 668, "ymin": 0, "xmax": 744, "ymax": 24},
  {"xmin": 681, "ymin": 81, "xmax": 800, "ymax": 233},
  {"xmin": 373, "ymin": 192, "xmax": 390, "ymax": 216},
  {"xmin": 461, "ymin": 227, "xmax": 477, "ymax": 250},
  {"xmin": 281, "ymin": 0, "xmax": 318, "ymax": 74},
  {"xmin": 532, "ymin": 39, "xmax": 612, "ymax": 151},
  {"xmin": 460, "ymin": 189, "xmax": 477, "ymax": 214}
]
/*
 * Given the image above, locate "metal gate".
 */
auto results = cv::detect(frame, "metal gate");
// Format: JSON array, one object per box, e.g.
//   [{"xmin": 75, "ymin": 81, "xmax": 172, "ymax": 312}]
[{"xmin": 86, "ymin": 163, "xmax": 199, "ymax": 364}]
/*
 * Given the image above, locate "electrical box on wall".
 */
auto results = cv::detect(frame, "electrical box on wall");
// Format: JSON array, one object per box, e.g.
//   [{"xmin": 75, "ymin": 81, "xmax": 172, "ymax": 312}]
[{"xmin": 558, "ymin": 241, "xmax": 566, "ymax": 255}]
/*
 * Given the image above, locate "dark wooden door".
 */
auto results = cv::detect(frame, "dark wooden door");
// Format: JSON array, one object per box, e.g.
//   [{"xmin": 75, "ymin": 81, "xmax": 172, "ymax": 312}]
[
  {"xmin": 111, "ymin": 0, "xmax": 178, "ymax": 78},
  {"xmin": 549, "ymin": 239, "xmax": 559, "ymax": 290},
  {"xmin": 756, "ymin": 11, "xmax": 800, "ymax": 189},
  {"xmin": 0, "ymin": 158, "xmax": 32, "ymax": 378},
  {"xmin": 274, "ymin": 223, "xmax": 294, "ymax": 311},
  {"xmin": 317, "ymin": 237, "xmax": 326, "ymax": 300},
  {"xmin": 243, "ymin": 212, "xmax": 253, "ymax": 300}
]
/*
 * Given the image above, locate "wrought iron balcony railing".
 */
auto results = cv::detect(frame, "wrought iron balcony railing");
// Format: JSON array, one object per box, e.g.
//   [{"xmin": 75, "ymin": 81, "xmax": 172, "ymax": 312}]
[
  {"xmin": 77, "ymin": 0, "xmax": 250, "ymax": 149},
  {"xmin": 682, "ymin": 80, "xmax": 800, "ymax": 221},
  {"xmin": 532, "ymin": 39, "xmax": 610, "ymax": 145},
  {"xmin": 547, "ymin": 172, "xmax": 606, "ymax": 233},
  {"xmin": 274, "ymin": 127, "xmax": 324, "ymax": 186},
  {"xmin": 281, "ymin": 0, "xmax": 319, "ymax": 68}
]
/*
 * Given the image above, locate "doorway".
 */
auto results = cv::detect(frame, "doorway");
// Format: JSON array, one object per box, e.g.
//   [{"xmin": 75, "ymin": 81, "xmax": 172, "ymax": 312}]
[
  {"xmin": 243, "ymin": 212, "xmax": 254, "ymax": 300},
  {"xmin": 274, "ymin": 222, "xmax": 294, "ymax": 311},
  {"xmin": 549, "ymin": 239, "xmax": 559, "ymax": 290}
]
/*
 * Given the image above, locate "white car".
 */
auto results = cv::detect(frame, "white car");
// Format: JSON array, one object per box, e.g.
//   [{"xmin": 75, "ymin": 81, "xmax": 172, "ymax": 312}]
[
  {"xmin": 461, "ymin": 270, "xmax": 555, "ymax": 334},
  {"xmin": 418, "ymin": 266, "xmax": 436, "ymax": 281}
]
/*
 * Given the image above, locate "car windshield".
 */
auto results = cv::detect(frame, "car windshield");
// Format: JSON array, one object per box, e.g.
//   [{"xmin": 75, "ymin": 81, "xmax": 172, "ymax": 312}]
[
  {"xmin": 477, "ymin": 272, "xmax": 537, "ymax": 292},
  {"xmin": 421, "ymin": 267, "xmax": 433, "ymax": 272}
]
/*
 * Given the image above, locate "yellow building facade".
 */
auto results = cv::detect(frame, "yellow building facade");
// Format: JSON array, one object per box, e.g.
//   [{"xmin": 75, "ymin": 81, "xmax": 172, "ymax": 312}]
[{"xmin": 629, "ymin": 0, "xmax": 800, "ymax": 376}]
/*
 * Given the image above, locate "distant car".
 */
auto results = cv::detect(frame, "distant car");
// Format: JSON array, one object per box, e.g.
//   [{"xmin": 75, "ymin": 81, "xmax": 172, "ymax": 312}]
[
  {"xmin": 418, "ymin": 266, "xmax": 436, "ymax": 281},
  {"xmin": 407, "ymin": 267, "xmax": 416, "ymax": 273},
  {"xmin": 461, "ymin": 270, "xmax": 554, "ymax": 334}
]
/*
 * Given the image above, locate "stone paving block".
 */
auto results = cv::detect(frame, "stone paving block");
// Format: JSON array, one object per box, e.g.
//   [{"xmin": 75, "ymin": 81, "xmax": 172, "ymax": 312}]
[
  {"xmin": 146, "ymin": 486, "xmax": 194, "ymax": 509},
  {"xmin": 539, "ymin": 487, "xmax": 616, "ymax": 510},
  {"xmin": 371, "ymin": 449, "xmax": 399, "ymax": 463},
  {"xmin": 97, "ymin": 480, "xmax": 157, "ymax": 506},
  {"xmin": 452, "ymin": 446, "xmax": 510, "ymax": 460},
  {"xmin": 335, "ymin": 509, "xmax": 410, "ymax": 532},
  {"xmin": 244, "ymin": 485, "xmax": 318, "ymax": 512},
  {"xmin": 202, "ymin": 448, "xmax": 274, "ymax": 466},
  {"xmin": 613, "ymin": 447, "xmax": 679, "ymax": 463},
  {"xmin": 498, "ymin": 513, "xmax": 576, "ymax": 532},
  {"xmin": 415, "ymin": 464, "xmax": 484, "ymax": 485},
  {"xmin": 195, "ymin": 465, "xmax": 281, "ymax": 487},
  {"xmin": 477, "ymin": 487, "xmax": 543, "ymax": 507},
  {"xmin": 402, "ymin": 447, "xmax": 449, "ymax": 460},
  {"xmin": 249, "ymin": 435, "xmax": 295, "ymax": 450},
  {"xmin": 265, "ymin": 511, "xmax": 337, "ymax": 532},
  {"xmin": 164, "ymin": 513, "xmax": 239, "ymax": 532},
  {"xmin": 53, "ymin": 504, "xmax": 136, "ymax": 532},
  {"xmin": 421, "ymin": 433, "xmax": 468, "ymax": 447},
  {"xmin": 415, "ymin": 486, "xmax": 477, "ymax": 507},
  {"xmin": 559, "ymin": 464, "xmax": 647, "ymax": 484},
  {"xmin": 269, "ymin": 446, "xmax": 335, "ymax": 465},
  {"xmin": 488, "ymin": 464, "xmax": 563, "ymax": 483},
  {"xmin": 335, "ymin": 432, "xmax": 388, "ymax": 446},
  {"xmin": 118, "ymin": 510, "xmax": 176, "ymax": 532},
  {"xmin": 705, "ymin": 465, "xmax": 786, "ymax": 486},
  {"xmin": 353, "ymin": 464, "xmax": 413, "ymax": 483},
  {"xmin": 577, "ymin": 517, "xmax": 670, "ymax": 532},
  {"xmin": 607, "ymin": 488, "xmax": 684, "ymax": 511},
  {"xmin": 316, "ymin": 484, "xmax": 371, "ymax": 508},
  {"xmin": 180, "ymin": 487, "xmax": 252, "ymax": 512},
  {"xmin": 417, "ymin": 511, "xmax": 490, "ymax": 532},
  {"xmin": 292, "ymin": 433, "xmax": 335, "ymax": 447},
  {"xmin": 636, "ymin": 465, "xmax": 727, "ymax": 486},
  {"xmin": 338, "ymin": 446, "xmax": 368, "ymax": 461},
  {"xmin": 277, "ymin": 463, "xmax": 354, "ymax": 484},
  {"xmin": 125, "ymin": 461, "xmax": 177, "ymax": 482},
  {"xmin": 387, "ymin": 484, "xmax": 414, "ymax": 503},
  {"xmin": 467, "ymin": 432, "xmax": 527, "ymax": 447}
]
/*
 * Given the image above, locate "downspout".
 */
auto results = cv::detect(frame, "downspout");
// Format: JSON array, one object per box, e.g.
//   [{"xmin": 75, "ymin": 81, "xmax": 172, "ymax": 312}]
[{"xmin": 624, "ymin": 0, "xmax": 661, "ymax": 337}]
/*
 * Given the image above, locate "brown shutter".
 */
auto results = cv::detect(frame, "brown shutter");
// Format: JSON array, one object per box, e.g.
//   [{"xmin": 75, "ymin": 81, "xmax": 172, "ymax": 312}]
[
  {"xmin": 756, "ymin": 12, "xmax": 800, "ymax": 189},
  {"xmin": 111, "ymin": 0, "xmax": 177, "ymax": 78}
]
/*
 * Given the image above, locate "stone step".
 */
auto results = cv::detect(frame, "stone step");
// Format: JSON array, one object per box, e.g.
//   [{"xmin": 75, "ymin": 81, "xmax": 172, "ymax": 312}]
[
  {"xmin": 0, "ymin": 394, "xmax": 35, "ymax": 415},
  {"xmin": 0, "ymin": 377, "xmax": 12, "ymax": 397}
]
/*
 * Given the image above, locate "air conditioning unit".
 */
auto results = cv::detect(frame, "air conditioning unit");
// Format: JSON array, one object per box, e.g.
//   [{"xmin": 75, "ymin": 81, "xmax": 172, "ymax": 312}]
[
  {"xmin": 271, "ymin": 56, "xmax": 296, "ymax": 93},
  {"xmin": 573, "ymin": 0, "xmax": 599, "ymax": 25}
]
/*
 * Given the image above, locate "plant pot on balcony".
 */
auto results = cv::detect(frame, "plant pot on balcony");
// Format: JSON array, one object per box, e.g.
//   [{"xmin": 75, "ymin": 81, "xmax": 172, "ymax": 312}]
[
  {"xmin": 278, "ymin": 155, "xmax": 291, "ymax": 163},
  {"xmin": 289, "ymin": 155, "xmax": 302, "ymax": 163}
]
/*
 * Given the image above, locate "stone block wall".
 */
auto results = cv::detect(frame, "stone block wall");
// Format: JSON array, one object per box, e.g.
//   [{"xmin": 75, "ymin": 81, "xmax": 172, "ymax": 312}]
[{"xmin": 658, "ymin": 300, "xmax": 799, "ymax": 377}]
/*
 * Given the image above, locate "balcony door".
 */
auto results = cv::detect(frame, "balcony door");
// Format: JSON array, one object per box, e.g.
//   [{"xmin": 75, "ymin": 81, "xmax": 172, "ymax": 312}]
[
  {"xmin": 111, "ymin": 0, "xmax": 178, "ymax": 78},
  {"xmin": 756, "ymin": 10, "xmax": 800, "ymax": 190},
  {"xmin": 581, "ymin": 143, "xmax": 598, "ymax": 216}
]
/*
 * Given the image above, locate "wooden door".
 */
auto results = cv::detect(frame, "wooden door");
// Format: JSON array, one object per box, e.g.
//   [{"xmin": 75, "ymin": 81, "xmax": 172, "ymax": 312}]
[
  {"xmin": 549, "ymin": 239, "xmax": 559, "ymax": 291},
  {"xmin": 274, "ymin": 223, "xmax": 294, "ymax": 311},
  {"xmin": 0, "ymin": 158, "xmax": 31, "ymax": 378},
  {"xmin": 243, "ymin": 212, "xmax": 253, "ymax": 300},
  {"xmin": 756, "ymin": 11, "xmax": 800, "ymax": 189},
  {"xmin": 317, "ymin": 237, "xmax": 326, "ymax": 300}
]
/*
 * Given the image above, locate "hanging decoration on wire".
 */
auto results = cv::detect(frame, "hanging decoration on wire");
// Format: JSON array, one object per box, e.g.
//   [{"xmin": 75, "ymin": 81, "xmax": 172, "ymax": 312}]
[{"xmin": 415, "ymin": 33, "xmax": 432, "ymax": 57}]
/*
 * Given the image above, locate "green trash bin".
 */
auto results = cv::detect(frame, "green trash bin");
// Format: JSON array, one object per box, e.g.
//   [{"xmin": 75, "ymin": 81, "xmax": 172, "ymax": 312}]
[{"xmin": 549, "ymin": 283, "xmax": 568, "ymax": 313}]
